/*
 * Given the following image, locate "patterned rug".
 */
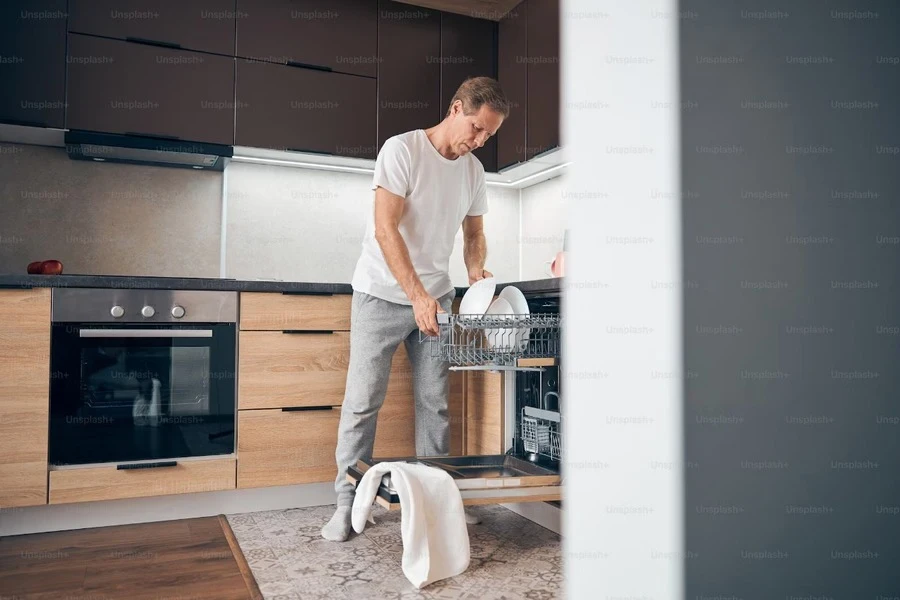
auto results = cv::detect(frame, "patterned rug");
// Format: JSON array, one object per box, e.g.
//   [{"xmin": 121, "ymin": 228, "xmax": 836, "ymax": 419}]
[{"xmin": 226, "ymin": 503, "xmax": 562, "ymax": 600}]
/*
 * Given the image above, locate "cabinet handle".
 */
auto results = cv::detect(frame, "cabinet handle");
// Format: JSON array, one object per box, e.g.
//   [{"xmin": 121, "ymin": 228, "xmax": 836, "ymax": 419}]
[
  {"xmin": 286, "ymin": 61, "xmax": 332, "ymax": 72},
  {"xmin": 117, "ymin": 461, "xmax": 178, "ymax": 470},
  {"xmin": 281, "ymin": 406, "xmax": 335, "ymax": 412},
  {"xmin": 282, "ymin": 291, "xmax": 334, "ymax": 296},
  {"xmin": 282, "ymin": 330, "xmax": 335, "ymax": 334},
  {"xmin": 286, "ymin": 147, "xmax": 334, "ymax": 156},
  {"xmin": 1, "ymin": 118, "xmax": 49, "ymax": 128},
  {"xmin": 126, "ymin": 36, "xmax": 182, "ymax": 50},
  {"xmin": 124, "ymin": 131, "xmax": 182, "ymax": 141}
]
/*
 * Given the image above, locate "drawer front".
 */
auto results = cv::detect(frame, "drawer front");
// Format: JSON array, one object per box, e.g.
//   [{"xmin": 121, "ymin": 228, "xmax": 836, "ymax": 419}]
[
  {"xmin": 239, "ymin": 293, "xmax": 351, "ymax": 331},
  {"xmin": 49, "ymin": 458, "xmax": 236, "ymax": 504},
  {"xmin": 238, "ymin": 331, "xmax": 350, "ymax": 409},
  {"xmin": 69, "ymin": 0, "xmax": 237, "ymax": 55},
  {"xmin": 466, "ymin": 370, "xmax": 504, "ymax": 455},
  {"xmin": 237, "ymin": 407, "xmax": 340, "ymax": 488},
  {"xmin": 66, "ymin": 34, "xmax": 235, "ymax": 145}
]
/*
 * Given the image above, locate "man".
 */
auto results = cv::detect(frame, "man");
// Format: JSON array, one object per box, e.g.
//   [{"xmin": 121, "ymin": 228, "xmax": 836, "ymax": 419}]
[{"xmin": 321, "ymin": 76, "xmax": 509, "ymax": 541}]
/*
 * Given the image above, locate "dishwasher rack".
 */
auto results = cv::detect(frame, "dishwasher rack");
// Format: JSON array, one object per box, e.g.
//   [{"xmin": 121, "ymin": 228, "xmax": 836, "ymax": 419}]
[{"xmin": 424, "ymin": 312, "xmax": 561, "ymax": 369}]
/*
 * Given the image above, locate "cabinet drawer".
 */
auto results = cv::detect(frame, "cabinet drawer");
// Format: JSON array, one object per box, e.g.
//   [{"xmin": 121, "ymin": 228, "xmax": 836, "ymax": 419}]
[
  {"xmin": 235, "ymin": 60, "xmax": 377, "ymax": 158},
  {"xmin": 236, "ymin": 0, "xmax": 377, "ymax": 77},
  {"xmin": 237, "ymin": 407, "xmax": 340, "ymax": 488},
  {"xmin": 238, "ymin": 331, "xmax": 350, "ymax": 409},
  {"xmin": 239, "ymin": 292, "xmax": 351, "ymax": 331},
  {"xmin": 466, "ymin": 370, "xmax": 504, "ymax": 455},
  {"xmin": 69, "ymin": 0, "xmax": 237, "ymax": 55},
  {"xmin": 49, "ymin": 458, "xmax": 236, "ymax": 504},
  {"xmin": 66, "ymin": 34, "xmax": 235, "ymax": 145},
  {"xmin": 0, "ymin": 0, "xmax": 67, "ymax": 128}
]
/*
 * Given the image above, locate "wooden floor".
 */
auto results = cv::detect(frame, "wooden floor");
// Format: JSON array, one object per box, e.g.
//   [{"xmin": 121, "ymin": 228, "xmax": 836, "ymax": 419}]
[{"xmin": 0, "ymin": 516, "xmax": 261, "ymax": 600}]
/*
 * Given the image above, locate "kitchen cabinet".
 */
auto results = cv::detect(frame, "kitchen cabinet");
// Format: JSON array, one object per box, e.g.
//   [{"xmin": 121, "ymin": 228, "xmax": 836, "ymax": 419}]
[
  {"xmin": 525, "ymin": 0, "xmax": 560, "ymax": 159},
  {"xmin": 68, "ymin": 0, "xmax": 238, "ymax": 55},
  {"xmin": 235, "ymin": 59, "xmax": 377, "ymax": 158},
  {"xmin": 497, "ymin": 3, "xmax": 527, "ymax": 168},
  {"xmin": 235, "ymin": 0, "xmax": 377, "ymax": 77},
  {"xmin": 239, "ymin": 293, "xmax": 352, "ymax": 331},
  {"xmin": 49, "ymin": 458, "xmax": 236, "ymax": 504},
  {"xmin": 465, "ymin": 370, "xmax": 505, "ymax": 455},
  {"xmin": 394, "ymin": 0, "xmax": 523, "ymax": 20},
  {"xmin": 0, "ymin": 0, "xmax": 67, "ymax": 128},
  {"xmin": 236, "ymin": 344, "xmax": 418, "ymax": 488},
  {"xmin": 376, "ymin": 0, "xmax": 441, "ymax": 149},
  {"xmin": 66, "ymin": 34, "xmax": 235, "ymax": 145},
  {"xmin": 440, "ymin": 12, "xmax": 498, "ymax": 171},
  {"xmin": 0, "ymin": 289, "xmax": 51, "ymax": 508},
  {"xmin": 239, "ymin": 331, "xmax": 351, "ymax": 410}
]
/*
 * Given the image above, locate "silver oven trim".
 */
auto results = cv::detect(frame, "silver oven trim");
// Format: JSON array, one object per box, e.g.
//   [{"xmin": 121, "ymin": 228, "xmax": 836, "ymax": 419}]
[
  {"xmin": 51, "ymin": 288, "xmax": 238, "ymax": 323},
  {"xmin": 79, "ymin": 329, "xmax": 214, "ymax": 338}
]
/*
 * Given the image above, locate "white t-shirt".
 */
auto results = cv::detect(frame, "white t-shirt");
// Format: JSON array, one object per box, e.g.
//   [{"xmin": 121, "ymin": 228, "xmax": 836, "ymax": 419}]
[{"xmin": 351, "ymin": 129, "xmax": 488, "ymax": 305}]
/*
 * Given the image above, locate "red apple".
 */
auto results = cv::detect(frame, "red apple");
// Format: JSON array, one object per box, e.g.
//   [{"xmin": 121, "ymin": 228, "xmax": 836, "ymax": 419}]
[{"xmin": 40, "ymin": 260, "xmax": 63, "ymax": 275}]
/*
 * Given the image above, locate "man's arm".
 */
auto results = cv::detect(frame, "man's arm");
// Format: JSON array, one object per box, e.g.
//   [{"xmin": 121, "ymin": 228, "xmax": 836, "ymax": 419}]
[
  {"xmin": 373, "ymin": 186, "xmax": 443, "ymax": 336},
  {"xmin": 463, "ymin": 215, "xmax": 493, "ymax": 284}
]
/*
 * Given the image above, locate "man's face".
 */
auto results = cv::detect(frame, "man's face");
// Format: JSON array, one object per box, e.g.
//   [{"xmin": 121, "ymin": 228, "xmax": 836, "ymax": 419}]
[{"xmin": 449, "ymin": 101, "xmax": 504, "ymax": 157}]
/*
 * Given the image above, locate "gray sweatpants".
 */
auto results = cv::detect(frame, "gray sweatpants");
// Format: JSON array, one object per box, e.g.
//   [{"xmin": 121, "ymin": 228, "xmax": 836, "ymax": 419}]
[{"xmin": 333, "ymin": 289, "xmax": 455, "ymax": 506}]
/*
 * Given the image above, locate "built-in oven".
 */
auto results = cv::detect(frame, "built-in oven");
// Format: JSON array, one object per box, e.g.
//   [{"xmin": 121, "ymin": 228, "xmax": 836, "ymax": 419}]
[
  {"xmin": 49, "ymin": 288, "xmax": 237, "ymax": 468},
  {"xmin": 346, "ymin": 291, "xmax": 563, "ymax": 508}
]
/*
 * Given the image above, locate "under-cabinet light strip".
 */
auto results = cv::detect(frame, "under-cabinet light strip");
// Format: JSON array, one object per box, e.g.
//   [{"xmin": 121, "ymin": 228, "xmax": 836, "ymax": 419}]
[{"xmin": 229, "ymin": 154, "xmax": 570, "ymax": 188}]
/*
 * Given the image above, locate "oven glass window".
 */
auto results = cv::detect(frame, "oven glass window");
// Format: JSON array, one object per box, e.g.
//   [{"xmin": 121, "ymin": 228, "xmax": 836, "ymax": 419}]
[{"xmin": 50, "ymin": 325, "xmax": 236, "ymax": 466}]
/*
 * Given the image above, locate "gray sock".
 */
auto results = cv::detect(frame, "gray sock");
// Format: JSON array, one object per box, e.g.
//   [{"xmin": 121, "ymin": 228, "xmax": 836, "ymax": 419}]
[{"xmin": 321, "ymin": 505, "xmax": 353, "ymax": 542}]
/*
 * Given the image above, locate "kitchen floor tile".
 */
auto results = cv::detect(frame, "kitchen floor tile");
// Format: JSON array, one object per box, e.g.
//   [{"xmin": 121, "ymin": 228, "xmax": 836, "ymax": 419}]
[{"xmin": 226, "ymin": 504, "xmax": 561, "ymax": 599}]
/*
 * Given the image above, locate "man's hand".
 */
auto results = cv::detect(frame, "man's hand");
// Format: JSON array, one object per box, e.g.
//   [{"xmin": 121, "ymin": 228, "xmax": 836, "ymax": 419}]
[
  {"xmin": 468, "ymin": 268, "xmax": 494, "ymax": 285},
  {"xmin": 413, "ymin": 291, "xmax": 445, "ymax": 337}
]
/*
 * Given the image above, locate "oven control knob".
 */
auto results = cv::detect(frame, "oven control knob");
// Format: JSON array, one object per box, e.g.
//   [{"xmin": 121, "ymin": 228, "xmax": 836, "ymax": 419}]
[
  {"xmin": 141, "ymin": 305, "xmax": 156, "ymax": 318},
  {"xmin": 110, "ymin": 305, "xmax": 125, "ymax": 318},
  {"xmin": 171, "ymin": 305, "xmax": 186, "ymax": 319}
]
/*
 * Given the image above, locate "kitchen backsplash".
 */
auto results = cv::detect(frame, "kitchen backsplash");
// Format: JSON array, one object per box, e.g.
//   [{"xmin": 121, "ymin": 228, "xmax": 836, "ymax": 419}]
[
  {"xmin": 0, "ymin": 143, "xmax": 223, "ymax": 277},
  {"xmin": 223, "ymin": 161, "xmax": 522, "ymax": 285},
  {"xmin": 0, "ymin": 142, "xmax": 563, "ymax": 284}
]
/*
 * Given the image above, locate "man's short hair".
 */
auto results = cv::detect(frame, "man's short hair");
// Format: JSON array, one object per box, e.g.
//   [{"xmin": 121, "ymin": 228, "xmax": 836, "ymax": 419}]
[{"xmin": 446, "ymin": 76, "xmax": 510, "ymax": 119}]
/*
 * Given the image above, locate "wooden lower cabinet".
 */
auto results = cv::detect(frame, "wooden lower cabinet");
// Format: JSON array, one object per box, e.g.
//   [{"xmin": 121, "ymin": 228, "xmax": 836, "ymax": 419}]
[
  {"xmin": 49, "ymin": 458, "xmax": 236, "ymax": 504},
  {"xmin": 238, "ymin": 331, "xmax": 351, "ymax": 409},
  {"xmin": 466, "ymin": 370, "xmax": 505, "ymax": 455},
  {"xmin": 239, "ymin": 292, "xmax": 352, "ymax": 331},
  {"xmin": 237, "ymin": 407, "xmax": 340, "ymax": 488},
  {"xmin": 0, "ymin": 288, "xmax": 51, "ymax": 508}
]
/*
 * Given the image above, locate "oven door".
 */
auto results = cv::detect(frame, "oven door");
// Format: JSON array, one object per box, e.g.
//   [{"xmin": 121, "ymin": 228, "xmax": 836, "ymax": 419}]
[{"xmin": 49, "ymin": 323, "xmax": 236, "ymax": 466}]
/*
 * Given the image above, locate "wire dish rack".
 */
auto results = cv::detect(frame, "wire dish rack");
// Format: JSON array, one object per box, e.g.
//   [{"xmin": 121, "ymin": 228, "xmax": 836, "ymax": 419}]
[{"xmin": 424, "ymin": 312, "xmax": 561, "ymax": 369}]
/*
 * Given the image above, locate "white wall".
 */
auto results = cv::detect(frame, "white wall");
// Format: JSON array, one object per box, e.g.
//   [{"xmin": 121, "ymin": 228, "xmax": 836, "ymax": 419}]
[
  {"xmin": 224, "ymin": 161, "xmax": 522, "ymax": 286},
  {"xmin": 520, "ymin": 175, "xmax": 568, "ymax": 280},
  {"xmin": 563, "ymin": 0, "xmax": 684, "ymax": 598}
]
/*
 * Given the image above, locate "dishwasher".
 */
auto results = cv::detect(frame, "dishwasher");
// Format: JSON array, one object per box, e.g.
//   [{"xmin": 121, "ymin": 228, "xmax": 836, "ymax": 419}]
[{"xmin": 345, "ymin": 290, "xmax": 563, "ymax": 510}]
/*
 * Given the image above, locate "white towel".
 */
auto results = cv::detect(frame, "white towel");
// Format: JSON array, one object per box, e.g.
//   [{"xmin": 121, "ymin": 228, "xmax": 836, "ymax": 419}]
[{"xmin": 351, "ymin": 461, "xmax": 470, "ymax": 588}]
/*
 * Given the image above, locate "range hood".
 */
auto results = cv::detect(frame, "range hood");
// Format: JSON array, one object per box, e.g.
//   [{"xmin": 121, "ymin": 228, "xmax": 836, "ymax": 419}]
[{"xmin": 65, "ymin": 130, "xmax": 232, "ymax": 171}]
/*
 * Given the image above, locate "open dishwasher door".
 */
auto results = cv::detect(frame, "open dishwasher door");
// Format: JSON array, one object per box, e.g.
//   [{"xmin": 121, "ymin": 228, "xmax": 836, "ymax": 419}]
[{"xmin": 346, "ymin": 454, "xmax": 562, "ymax": 510}]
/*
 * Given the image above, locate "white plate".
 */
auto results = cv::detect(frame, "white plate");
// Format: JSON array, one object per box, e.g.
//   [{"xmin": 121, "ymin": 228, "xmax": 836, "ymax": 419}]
[
  {"xmin": 498, "ymin": 286, "xmax": 530, "ymax": 351},
  {"xmin": 459, "ymin": 277, "xmax": 496, "ymax": 317},
  {"xmin": 484, "ymin": 297, "xmax": 515, "ymax": 350}
]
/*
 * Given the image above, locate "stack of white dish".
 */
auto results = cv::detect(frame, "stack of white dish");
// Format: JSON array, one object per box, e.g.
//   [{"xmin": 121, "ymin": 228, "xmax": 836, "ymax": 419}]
[{"xmin": 458, "ymin": 278, "xmax": 530, "ymax": 351}]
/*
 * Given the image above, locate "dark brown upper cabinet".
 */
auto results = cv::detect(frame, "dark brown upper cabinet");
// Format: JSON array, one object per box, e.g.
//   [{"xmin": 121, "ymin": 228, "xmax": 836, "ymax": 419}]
[
  {"xmin": 0, "ymin": 0, "xmax": 67, "ymax": 128},
  {"xmin": 236, "ymin": 0, "xmax": 377, "ymax": 77},
  {"xmin": 525, "ymin": 0, "xmax": 559, "ymax": 159},
  {"xmin": 376, "ymin": 0, "xmax": 441, "ymax": 149},
  {"xmin": 440, "ymin": 12, "xmax": 498, "ymax": 171},
  {"xmin": 68, "ymin": 0, "xmax": 237, "ymax": 56},
  {"xmin": 235, "ymin": 60, "xmax": 376, "ymax": 158},
  {"xmin": 497, "ymin": 3, "xmax": 527, "ymax": 169},
  {"xmin": 66, "ymin": 34, "xmax": 235, "ymax": 145}
]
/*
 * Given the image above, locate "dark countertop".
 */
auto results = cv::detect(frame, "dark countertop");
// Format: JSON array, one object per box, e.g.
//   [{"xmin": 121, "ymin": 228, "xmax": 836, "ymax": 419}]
[{"xmin": 0, "ymin": 274, "xmax": 562, "ymax": 296}]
